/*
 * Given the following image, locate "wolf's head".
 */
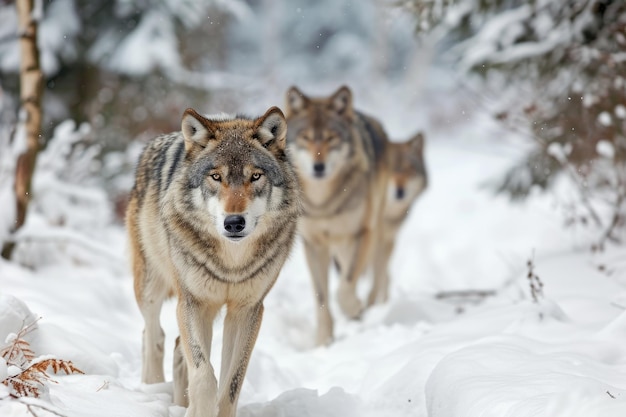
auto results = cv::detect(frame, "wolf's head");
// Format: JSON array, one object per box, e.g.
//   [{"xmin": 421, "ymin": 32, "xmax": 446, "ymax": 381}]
[
  {"xmin": 284, "ymin": 86, "xmax": 357, "ymax": 181},
  {"xmin": 180, "ymin": 106, "xmax": 291, "ymax": 242},
  {"xmin": 387, "ymin": 132, "xmax": 428, "ymax": 205}
]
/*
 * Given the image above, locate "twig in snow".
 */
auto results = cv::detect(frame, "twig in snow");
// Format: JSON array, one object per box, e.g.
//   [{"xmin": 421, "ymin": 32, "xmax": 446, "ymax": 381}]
[
  {"xmin": 435, "ymin": 289, "xmax": 497, "ymax": 313},
  {"xmin": 96, "ymin": 380, "xmax": 109, "ymax": 392},
  {"xmin": 526, "ymin": 254, "xmax": 544, "ymax": 304},
  {"xmin": 435, "ymin": 289, "xmax": 497, "ymax": 300}
]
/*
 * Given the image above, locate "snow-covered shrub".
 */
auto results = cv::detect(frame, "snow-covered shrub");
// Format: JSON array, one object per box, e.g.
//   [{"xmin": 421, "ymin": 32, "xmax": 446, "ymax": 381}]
[
  {"xmin": 400, "ymin": 0, "xmax": 626, "ymax": 246},
  {"xmin": 11, "ymin": 120, "xmax": 119, "ymax": 268}
]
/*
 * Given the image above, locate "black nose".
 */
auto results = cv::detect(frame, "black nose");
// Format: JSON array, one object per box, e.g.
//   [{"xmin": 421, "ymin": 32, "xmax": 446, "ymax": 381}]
[
  {"xmin": 396, "ymin": 187, "xmax": 405, "ymax": 200},
  {"xmin": 313, "ymin": 162, "xmax": 325, "ymax": 176},
  {"xmin": 224, "ymin": 215, "xmax": 246, "ymax": 233}
]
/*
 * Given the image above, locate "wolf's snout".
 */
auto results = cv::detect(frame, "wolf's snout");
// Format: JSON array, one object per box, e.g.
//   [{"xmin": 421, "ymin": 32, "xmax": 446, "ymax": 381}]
[
  {"xmin": 313, "ymin": 162, "xmax": 325, "ymax": 177},
  {"xmin": 224, "ymin": 215, "xmax": 246, "ymax": 233},
  {"xmin": 396, "ymin": 187, "xmax": 405, "ymax": 200}
]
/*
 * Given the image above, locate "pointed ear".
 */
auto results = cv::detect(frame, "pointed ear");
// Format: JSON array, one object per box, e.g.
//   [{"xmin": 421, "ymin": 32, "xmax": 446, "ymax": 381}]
[
  {"xmin": 255, "ymin": 106, "xmax": 287, "ymax": 152},
  {"xmin": 285, "ymin": 86, "xmax": 309, "ymax": 116},
  {"xmin": 181, "ymin": 108, "xmax": 215, "ymax": 151},
  {"xmin": 409, "ymin": 131, "xmax": 425, "ymax": 154},
  {"xmin": 329, "ymin": 85, "xmax": 353, "ymax": 117}
]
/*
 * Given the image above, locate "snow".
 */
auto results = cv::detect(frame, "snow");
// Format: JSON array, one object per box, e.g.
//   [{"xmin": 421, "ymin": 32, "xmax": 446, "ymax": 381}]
[
  {"xmin": 598, "ymin": 112, "xmax": 612, "ymax": 127},
  {"xmin": 2, "ymin": 109, "xmax": 626, "ymax": 416},
  {"xmin": 596, "ymin": 140, "xmax": 615, "ymax": 159}
]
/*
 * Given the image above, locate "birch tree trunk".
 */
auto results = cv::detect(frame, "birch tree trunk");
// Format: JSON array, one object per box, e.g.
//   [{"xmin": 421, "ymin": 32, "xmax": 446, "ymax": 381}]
[{"xmin": 1, "ymin": 0, "xmax": 43, "ymax": 260}]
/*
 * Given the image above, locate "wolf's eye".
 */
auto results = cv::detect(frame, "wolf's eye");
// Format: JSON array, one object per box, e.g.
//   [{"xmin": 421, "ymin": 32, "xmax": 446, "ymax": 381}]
[
  {"xmin": 251, "ymin": 173, "xmax": 262, "ymax": 182},
  {"xmin": 210, "ymin": 173, "xmax": 221, "ymax": 182}
]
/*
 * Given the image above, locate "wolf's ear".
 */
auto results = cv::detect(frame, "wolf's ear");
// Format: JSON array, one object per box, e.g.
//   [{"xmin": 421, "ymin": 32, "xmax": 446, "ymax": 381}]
[
  {"xmin": 329, "ymin": 85, "xmax": 353, "ymax": 117},
  {"xmin": 409, "ymin": 132, "xmax": 425, "ymax": 154},
  {"xmin": 285, "ymin": 86, "xmax": 309, "ymax": 115},
  {"xmin": 181, "ymin": 108, "xmax": 215, "ymax": 151},
  {"xmin": 255, "ymin": 106, "xmax": 287, "ymax": 152}
]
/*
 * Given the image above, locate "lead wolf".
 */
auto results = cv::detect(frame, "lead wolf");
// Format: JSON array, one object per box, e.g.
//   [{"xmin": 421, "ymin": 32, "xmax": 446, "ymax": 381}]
[
  {"xmin": 285, "ymin": 85, "xmax": 389, "ymax": 345},
  {"xmin": 126, "ymin": 106, "xmax": 300, "ymax": 417},
  {"xmin": 367, "ymin": 133, "xmax": 428, "ymax": 307}
]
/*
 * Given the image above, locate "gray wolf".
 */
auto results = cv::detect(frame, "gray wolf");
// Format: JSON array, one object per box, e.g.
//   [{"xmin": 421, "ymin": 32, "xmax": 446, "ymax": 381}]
[
  {"xmin": 367, "ymin": 132, "xmax": 428, "ymax": 306},
  {"xmin": 126, "ymin": 106, "xmax": 300, "ymax": 417},
  {"xmin": 285, "ymin": 85, "xmax": 389, "ymax": 345}
]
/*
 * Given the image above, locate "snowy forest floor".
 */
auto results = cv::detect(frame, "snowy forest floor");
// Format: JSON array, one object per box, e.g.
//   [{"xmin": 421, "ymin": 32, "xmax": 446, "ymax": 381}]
[{"xmin": 2, "ymin": 118, "xmax": 626, "ymax": 417}]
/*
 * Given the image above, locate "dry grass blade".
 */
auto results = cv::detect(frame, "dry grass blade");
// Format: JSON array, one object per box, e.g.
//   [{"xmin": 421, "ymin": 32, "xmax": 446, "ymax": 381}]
[{"xmin": 31, "ymin": 359, "xmax": 84, "ymax": 376}]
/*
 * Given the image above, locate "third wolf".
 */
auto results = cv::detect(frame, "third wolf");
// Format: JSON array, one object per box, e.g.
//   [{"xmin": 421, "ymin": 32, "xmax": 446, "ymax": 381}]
[
  {"xmin": 367, "ymin": 132, "xmax": 428, "ymax": 307},
  {"xmin": 285, "ymin": 85, "xmax": 389, "ymax": 345}
]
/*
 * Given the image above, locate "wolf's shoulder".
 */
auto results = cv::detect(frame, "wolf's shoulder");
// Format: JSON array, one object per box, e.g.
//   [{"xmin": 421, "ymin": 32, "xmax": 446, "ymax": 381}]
[{"xmin": 141, "ymin": 131, "xmax": 183, "ymax": 155}]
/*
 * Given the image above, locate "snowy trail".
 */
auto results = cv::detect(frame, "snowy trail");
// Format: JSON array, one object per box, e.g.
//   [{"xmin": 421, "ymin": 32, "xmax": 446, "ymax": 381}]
[{"xmin": 3, "ymin": 136, "xmax": 626, "ymax": 416}]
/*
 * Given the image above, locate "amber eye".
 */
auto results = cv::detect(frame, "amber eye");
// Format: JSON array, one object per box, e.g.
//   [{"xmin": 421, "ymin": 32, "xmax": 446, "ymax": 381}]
[
  {"xmin": 210, "ymin": 173, "xmax": 221, "ymax": 182},
  {"xmin": 251, "ymin": 172, "xmax": 262, "ymax": 182}
]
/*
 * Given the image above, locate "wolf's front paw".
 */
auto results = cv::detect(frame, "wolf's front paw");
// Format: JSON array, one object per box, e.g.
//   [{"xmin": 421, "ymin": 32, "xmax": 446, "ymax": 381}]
[
  {"xmin": 337, "ymin": 288, "xmax": 363, "ymax": 320},
  {"xmin": 316, "ymin": 328, "xmax": 334, "ymax": 346}
]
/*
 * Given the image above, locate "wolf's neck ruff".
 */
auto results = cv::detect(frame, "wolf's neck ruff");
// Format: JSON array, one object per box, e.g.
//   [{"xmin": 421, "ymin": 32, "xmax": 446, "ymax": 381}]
[
  {"xmin": 165, "ymin": 194, "xmax": 296, "ymax": 284},
  {"xmin": 299, "ymin": 166, "xmax": 369, "ymax": 218}
]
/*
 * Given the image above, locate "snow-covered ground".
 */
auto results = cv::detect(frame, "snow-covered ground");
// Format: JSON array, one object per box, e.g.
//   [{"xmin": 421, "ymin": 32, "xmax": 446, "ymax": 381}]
[{"xmin": 2, "ymin": 116, "xmax": 626, "ymax": 417}]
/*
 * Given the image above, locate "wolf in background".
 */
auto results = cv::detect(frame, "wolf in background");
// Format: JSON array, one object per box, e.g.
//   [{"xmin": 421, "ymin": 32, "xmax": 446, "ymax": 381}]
[
  {"xmin": 285, "ymin": 85, "xmax": 389, "ymax": 345},
  {"xmin": 367, "ymin": 132, "xmax": 428, "ymax": 306},
  {"xmin": 126, "ymin": 106, "xmax": 300, "ymax": 417}
]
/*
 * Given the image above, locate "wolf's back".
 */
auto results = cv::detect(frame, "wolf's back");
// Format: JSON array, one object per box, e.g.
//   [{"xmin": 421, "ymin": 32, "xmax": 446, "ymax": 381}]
[{"xmin": 356, "ymin": 112, "xmax": 388, "ymax": 172}]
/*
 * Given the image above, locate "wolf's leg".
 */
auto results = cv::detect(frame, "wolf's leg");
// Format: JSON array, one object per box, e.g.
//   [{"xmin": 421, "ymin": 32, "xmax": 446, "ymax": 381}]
[
  {"xmin": 302, "ymin": 239, "xmax": 333, "ymax": 345},
  {"xmin": 333, "ymin": 229, "xmax": 372, "ymax": 319},
  {"xmin": 217, "ymin": 302, "xmax": 264, "ymax": 417},
  {"xmin": 137, "ymin": 269, "xmax": 169, "ymax": 384},
  {"xmin": 367, "ymin": 238, "xmax": 394, "ymax": 306},
  {"xmin": 177, "ymin": 294, "xmax": 220, "ymax": 417},
  {"xmin": 173, "ymin": 335, "xmax": 188, "ymax": 406}
]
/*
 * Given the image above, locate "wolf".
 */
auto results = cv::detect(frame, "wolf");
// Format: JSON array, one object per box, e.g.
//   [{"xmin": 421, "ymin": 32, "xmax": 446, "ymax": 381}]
[
  {"xmin": 126, "ymin": 106, "xmax": 300, "ymax": 417},
  {"xmin": 366, "ymin": 132, "xmax": 428, "ymax": 307},
  {"xmin": 285, "ymin": 85, "xmax": 389, "ymax": 345}
]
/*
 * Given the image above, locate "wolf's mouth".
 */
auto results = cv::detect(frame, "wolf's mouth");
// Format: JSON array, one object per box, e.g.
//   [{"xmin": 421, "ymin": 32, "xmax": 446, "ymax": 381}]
[{"xmin": 224, "ymin": 233, "xmax": 247, "ymax": 242}]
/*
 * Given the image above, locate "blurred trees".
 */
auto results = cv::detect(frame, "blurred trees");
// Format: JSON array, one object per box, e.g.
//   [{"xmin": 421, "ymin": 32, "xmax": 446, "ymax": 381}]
[
  {"xmin": 0, "ymin": 0, "xmax": 245, "ymax": 150},
  {"xmin": 0, "ymin": 0, "xmax": 427, "ymax": 254},
  {"xmin": 401, "ymin": 0, "xmax": 626, "ymax": 245}
]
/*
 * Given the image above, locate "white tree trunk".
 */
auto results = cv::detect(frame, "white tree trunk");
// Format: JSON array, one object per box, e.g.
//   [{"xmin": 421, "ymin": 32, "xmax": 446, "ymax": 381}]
[{"xmin": 2, "ymin": 0, "xmax": 43, "ymax": 259}]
